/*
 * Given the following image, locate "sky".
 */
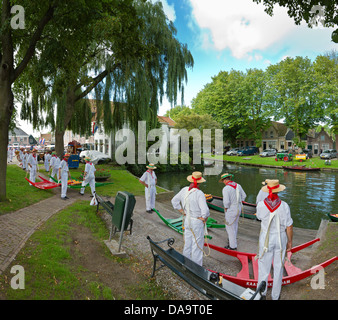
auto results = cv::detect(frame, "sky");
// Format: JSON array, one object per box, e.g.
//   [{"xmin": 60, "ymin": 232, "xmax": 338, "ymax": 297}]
[{"xmin": 16, "ymin": 0, "xmax": 336, "ymax": 135}]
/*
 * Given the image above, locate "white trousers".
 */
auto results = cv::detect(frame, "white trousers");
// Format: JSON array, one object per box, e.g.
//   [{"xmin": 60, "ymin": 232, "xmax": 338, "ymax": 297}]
[
  {"xmin": 183, "ymin": 219, "xmax": 205, "ymax": 266},
  {"xmin": 257, "ymin": 231, "xmax": 287, "ymax": 300},
  {"xmin": 225, "ymin": 214, "xmax": 239, "ymax": 248},
  {"xmin": 60, "ymin": 172, "xmax": 68, "ymax": 198},
  {"xmin": 29, "ymin": 166, "xmax": 37, "ymax": 184},
  {"xmin": 50, "ymin": 167, "xmax": 59, "ymax": 182},
  {"xmin": 145, "ymin": 186, "xmax": 156, "ymax": 210},
  {"xmin": 80, "ymin": 176, "xmax": 96, "ymax": 195}
]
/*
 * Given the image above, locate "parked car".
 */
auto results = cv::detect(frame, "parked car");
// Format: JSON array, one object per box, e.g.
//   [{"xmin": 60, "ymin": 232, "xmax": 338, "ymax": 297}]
[
  {"xmin": 320, "ymin": 149, "xmax": 337, "ymax": 159},
  {"xmin": 237, "ymin": 146, "xmax": 259, "ymax": 156},
  {"xmin": 260, "ymin": 149, "xmax": 277, "ymax": 157},
  {"xmin": 79, "ymin": 150, "xmax": 111, "ymax": 164},
  {"xmin": 226, "ymin": 148, "xmax": 239, "ymax": 156},
  {"xmin": 302, "ymin": 149, "xmax": 313, "ymax": 159}
]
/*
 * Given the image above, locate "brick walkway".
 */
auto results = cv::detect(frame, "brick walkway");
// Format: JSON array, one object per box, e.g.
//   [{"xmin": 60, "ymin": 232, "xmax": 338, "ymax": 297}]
[{"xmin": 0, "ymin": 163, "xmax": 82, "ymax": 274}]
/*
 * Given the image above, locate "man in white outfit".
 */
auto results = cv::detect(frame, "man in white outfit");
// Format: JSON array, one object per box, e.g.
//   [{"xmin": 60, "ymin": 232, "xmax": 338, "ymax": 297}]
[
  {"xmin": 256, "ymin": 179, "xmax": 269, "ymax": 204},
  {"xmin": 139, "ymin": 164, "xmax": 157, "ymax": 213},
  {"xmin": 27, "ymin": 149, "xmax": 38, "ymax": 185},
  {"xmin": 59, "ymin": 153, "xmax": 71, "ymax": 200},
  {"xmin": 171, "ymin": 171, "xmax": 210, "ymax": 266},
  {"xmin": 49, "ymin": 152, "xmax": 60, "ymax": 182},
  {"xmin": 44, "ymin": 151, "xmax": 51, "ymax": 172},
  {"xmin": 256, "ymin": 179, "xmax": 293, "ymax": 300},
  {"xmin": 80, "ymin": 157, "xmax": 96, "ymax": 196},
  {"xmin": 220, "ymin": 173, "xmax": 246, "ymax": 250}
]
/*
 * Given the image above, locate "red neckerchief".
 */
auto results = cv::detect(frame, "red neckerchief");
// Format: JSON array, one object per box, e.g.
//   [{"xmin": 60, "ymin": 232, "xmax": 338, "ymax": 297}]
[
  {"xmin": 147, "ymin": 169, "xmax": 153, "ymax": 177},
  {"xmin": 226, "ymin": 181, "xmax": 237, "ymax": 189},
  {"xmin": 264, "ymin": 185, "xmax": 282, "ymax": 212},
  {"xmin": 188, "ymin": 182, "xmax": 200, "ymax": 191},
  {"xmin": 188, "ymin": 176, "xmax": 202, "ymax": 190},
  {"xmin": 63, "ymin": 158, "xmax": 68, "ymax": 162}
]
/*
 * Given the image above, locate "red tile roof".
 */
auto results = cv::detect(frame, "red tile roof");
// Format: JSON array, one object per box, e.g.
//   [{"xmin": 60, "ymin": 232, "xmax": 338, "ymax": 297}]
[{"xmin": 157, "ymin": 116, "xmax": 176, "ymax": 127}]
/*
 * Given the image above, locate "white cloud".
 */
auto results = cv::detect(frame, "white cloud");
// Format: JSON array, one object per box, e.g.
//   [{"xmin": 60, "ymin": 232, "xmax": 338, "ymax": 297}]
[
  {"xmin": 152, "ymin": 0, "xmax": 176, "ymax": 22},
  {"xmin": 188, "ymin": 0, "xmax": 299, "ymax": 59}
]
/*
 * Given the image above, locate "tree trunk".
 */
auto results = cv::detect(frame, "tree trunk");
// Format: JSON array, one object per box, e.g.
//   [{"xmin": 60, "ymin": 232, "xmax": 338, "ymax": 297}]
[
  {"xmin": 54, "ymin": 88, "xmax": 77, "ymax": 158},
  {"xmin": 0, "ymin": 74, "xmax": 14, "ymax": 201}
]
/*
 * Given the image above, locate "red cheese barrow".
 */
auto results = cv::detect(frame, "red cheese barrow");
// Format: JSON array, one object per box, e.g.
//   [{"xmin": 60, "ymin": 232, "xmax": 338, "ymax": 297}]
[
  {"xmin": 25, "ymin": 175, "xmax": 61, "ymax": 189},
  {"xmin": 206, "ymin": 238, "xmax": 337, "ymax": 288}
]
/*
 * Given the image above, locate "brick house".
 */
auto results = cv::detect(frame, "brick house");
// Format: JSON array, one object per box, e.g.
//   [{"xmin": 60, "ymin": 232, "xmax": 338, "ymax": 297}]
[{"xmin": 307, "ymin": 128, "xmax": 336, "ymax": 156}]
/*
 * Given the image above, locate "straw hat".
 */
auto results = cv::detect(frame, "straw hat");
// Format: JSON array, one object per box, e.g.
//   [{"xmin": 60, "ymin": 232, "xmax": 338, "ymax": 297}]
[
  {"xmin": 219, "ymin": 172, "xmax": 234, "ymax": 183},
  {"xmin": 146, "ymin": 163, "xmax": 157, "ymax": 169},
  {"xmin": 187, "ymin": 171, "xmax": 206, "ymax": 184},
  {"xmin": 261, "ymin": 179, "xmax": 285, "ymax": 193},
  {"xmin": 261, "ymin": 179, "xmax": 270, "ymax": 185}
]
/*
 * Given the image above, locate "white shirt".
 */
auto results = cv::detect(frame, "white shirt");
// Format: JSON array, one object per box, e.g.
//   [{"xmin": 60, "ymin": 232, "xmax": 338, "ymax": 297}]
[
  {"xmin": 222, "ymin": 182, "xmax": 246, "ymax": 214},
  {"xmin": 140, "ymin": 170, "xmax": 157, "ymax": 187},
  {"xmin": 256, "ymin": 200, "xmax": 293, "ymax": 234},
  {"xmin": 256, "ymin": 189, "xmax": 269, "ymax": 204},
  {"xmin": 84, "ymin": 162, "xmax": 96, "ymax": 178},
  {"xmin": 27, "ymin": 154, "xmax": 38, "ymax": 167},
  {"xmin": 171, "ymin": 186, "xmax": 210, "ymax": 220},
  {"xmin": 59, "ymin": 159, "xmax": 69, "ymax": 174}
]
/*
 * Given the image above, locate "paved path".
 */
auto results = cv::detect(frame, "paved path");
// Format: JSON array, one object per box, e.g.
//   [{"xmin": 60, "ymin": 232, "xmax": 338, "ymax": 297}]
[{"xmin": 0, "ymin": 163, "xmax": 85, "ymax": 274}]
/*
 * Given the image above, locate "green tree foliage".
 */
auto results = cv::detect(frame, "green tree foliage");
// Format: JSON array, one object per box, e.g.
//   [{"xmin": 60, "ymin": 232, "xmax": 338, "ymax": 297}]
[
  {"xmin": 266, "ymin": 56, "xmax": 325, "ymax": 147},
  {"xmin": 191, "ymin": 69, "xmax": 271, "ymax": 147},
  {"xmin": 16, "ymin": 0, "xmax": 194, "ymax": 156},
  {"xmin": 312, "ymin": 51, "xmax": 338, "ymax": 133},
  {"xmin": 164, "ymin": 105, "xmax": 193, "ymax": 121}
]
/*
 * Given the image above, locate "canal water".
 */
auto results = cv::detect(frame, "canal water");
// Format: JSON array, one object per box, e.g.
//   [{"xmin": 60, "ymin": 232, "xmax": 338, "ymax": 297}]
[{"xmin": 157, "ymin": 163, "xmax": 338, "ymax": 230}]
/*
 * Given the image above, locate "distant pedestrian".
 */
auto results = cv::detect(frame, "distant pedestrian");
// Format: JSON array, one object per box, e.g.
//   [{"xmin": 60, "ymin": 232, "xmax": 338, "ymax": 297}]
[
  {"xmin": 27, "ymin": 149, "xmax": 38, "ymax": 185},
  {"xmin": 171, "ymin": 171, "xmax": 210, "ymax": 266},
  {"xmin": 139, "ymin": 164, "xmax": 157, "ymax": 213},
  {"xmin": 256, "ymin": 179, "xmax": 293, "ymax": 300},
  {"xmin": 219, "ymin": 173, "xmax": 246, "ymax": 250},
  {"xmin": 59, "ymin": 153, "xmax": 71, "ymax": 200},
  {"xmin": 44, "ymin": 151, "xmax": 52, "ymax": 172},
  {"xmin": 80, "ymin": 157, "xmax": 96, "ymax": 196},
  {"xmin": 49, "ymin": 152, "xmax": 60, "ymax": 182}
]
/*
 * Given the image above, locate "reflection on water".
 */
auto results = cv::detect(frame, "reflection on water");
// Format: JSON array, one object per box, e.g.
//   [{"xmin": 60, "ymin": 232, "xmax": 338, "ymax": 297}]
[{"xmin": 157, "ymin": 164, "xmax": 338, "ymax": 230}]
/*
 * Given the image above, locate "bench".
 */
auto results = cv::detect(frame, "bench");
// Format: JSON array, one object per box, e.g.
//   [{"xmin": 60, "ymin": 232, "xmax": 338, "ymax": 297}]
[
  {"xmin": 95, "ymin": 192, "xmax": 135, "ymax": 241},
  {"xmin": 147, "ymin": 236, "xmax": 266, "ymax": 300}
]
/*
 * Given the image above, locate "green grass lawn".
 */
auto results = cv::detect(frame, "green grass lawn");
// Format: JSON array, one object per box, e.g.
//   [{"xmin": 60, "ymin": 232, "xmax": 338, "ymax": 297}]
[
  {"xmin": 0, "ymin": 201, "xmax": 171, "ymax": 300},
  {"xmin": 205, "ymin": 154, "xmax": 338, "ymax": 169},
  {"xmin": 1, "ymin": 163, "xmax": 166, "ymax": 215},
  {"xmin": 1, "ymin": 165, "xmax": 54, "ymax": 214}
]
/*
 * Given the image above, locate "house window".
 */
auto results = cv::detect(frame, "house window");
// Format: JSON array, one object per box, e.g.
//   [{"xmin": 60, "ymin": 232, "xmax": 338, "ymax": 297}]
[
  {"xmin": 321, "ymin": 135, "xmax": 325, "ymax": 141},
  {"xmin": 270, "ymin": 131, "xmax": 274, "ymax": 138},
  {"xmin": 322, "ymin": 143, "xmax": 329, "ymax": 150}
]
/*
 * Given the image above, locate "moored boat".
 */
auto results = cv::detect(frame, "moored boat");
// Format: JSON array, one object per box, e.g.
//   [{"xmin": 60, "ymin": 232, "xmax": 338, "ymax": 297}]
[
  {"xmin": 204, "ymin": 195, "xmax": 257, "ymax": 220},
  {"xmin": 282, "ymin": 165, "xmax": 320, "ymax": 171},
  {"xmin": 327, "ymin": 213, "xmax": 338, "ymax": 222}
]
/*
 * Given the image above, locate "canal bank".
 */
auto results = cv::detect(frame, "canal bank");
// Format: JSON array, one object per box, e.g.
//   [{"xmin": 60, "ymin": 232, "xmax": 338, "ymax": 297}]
[
  {"xmin": 204, "ymin": 156, "xmax": 338, "ymax": 172},
  {"xmin": 157, "ymin": 163, "xmax": 338, "ymax": 230},
  {"xmin": 101, "ymin": 191, "xmax": 336, "ymax": 300}
]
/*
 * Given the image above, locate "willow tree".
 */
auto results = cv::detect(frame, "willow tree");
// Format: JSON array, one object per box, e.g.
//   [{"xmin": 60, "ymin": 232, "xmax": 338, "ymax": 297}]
[
  {"xmin": 19, "ymin": 0, "xmax": 193, "ymax": 157},
  {"xmin": 0, "ymin": 0, "xmax": 99, "ymax": 201}
]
